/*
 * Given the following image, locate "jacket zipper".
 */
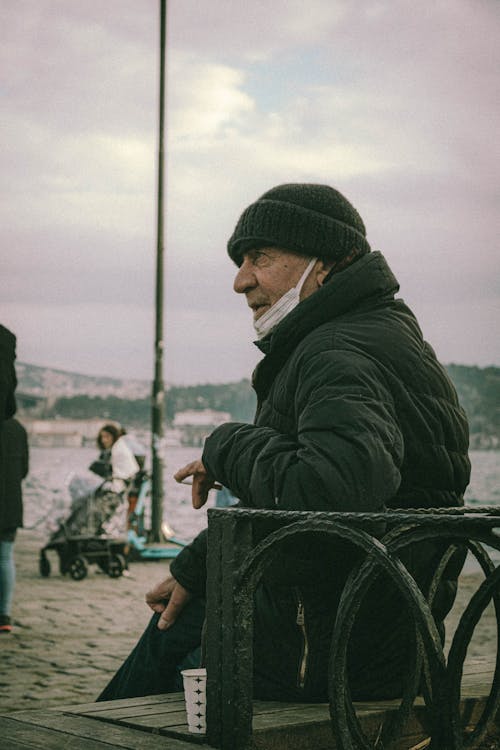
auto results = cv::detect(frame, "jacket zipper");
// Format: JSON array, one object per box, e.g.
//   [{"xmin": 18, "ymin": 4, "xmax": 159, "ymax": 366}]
[{"xmin": 295, "ymin": 592, "xmax": 309, "ymax": 690}]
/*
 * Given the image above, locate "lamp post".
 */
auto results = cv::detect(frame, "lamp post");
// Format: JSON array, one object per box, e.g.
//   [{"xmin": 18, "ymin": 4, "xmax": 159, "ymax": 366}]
[{"xmin": 151, "ymin": 0, "xmax": 167, "ymax": 542}]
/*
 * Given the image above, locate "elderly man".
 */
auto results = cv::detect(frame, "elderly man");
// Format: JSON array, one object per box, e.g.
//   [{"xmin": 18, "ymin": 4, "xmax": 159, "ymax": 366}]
[{"xmin": 98, "ymin": 183, "xmax": 470, "ymax": 702}]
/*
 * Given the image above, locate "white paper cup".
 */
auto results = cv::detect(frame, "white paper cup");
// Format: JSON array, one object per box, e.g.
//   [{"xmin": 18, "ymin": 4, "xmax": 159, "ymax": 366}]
[{"xmin": 181, "ymin": 668, "xmax": 207, "ymax": 733}]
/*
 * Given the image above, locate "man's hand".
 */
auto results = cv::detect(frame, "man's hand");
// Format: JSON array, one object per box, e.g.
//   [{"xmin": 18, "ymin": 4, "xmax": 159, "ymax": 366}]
[
  {"xmin": 145, "ymin": 575, "xmax": 192, "ymax": 631},
  {"xmin": 145, "ymin": 576, "xmax": 176, "ymax": 613},
  {"xmin": 174, "ymin": 459, "xmax": 220, "ymax": 509}
]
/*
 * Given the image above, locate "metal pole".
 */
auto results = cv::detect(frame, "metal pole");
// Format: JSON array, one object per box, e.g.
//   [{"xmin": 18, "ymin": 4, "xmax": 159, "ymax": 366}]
[{"xmin": 151, "ymin": 0, "xmax": 167, "ymax": 542}]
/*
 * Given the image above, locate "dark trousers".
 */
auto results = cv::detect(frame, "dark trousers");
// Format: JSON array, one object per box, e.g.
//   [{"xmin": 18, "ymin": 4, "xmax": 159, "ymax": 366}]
[{"xmin": 97, "ymin": 597, "xmax": 205, "ymax": 701}]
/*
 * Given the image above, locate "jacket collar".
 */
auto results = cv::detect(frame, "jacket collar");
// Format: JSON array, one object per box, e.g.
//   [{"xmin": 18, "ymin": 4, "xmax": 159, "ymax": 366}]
[{"xmin": 252, "ymin": 252, "xmax": 399, "ymax": 400}]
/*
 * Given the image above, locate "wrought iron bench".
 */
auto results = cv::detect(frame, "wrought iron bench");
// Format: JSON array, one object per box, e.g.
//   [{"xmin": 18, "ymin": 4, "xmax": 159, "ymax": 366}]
[
  {"xmin": 1, "ymin": 506, "xmax": 498, "ymax": 749},
  {"xmin": 204, "ymin": 505, "xmax": 500, "ymax": 750}
]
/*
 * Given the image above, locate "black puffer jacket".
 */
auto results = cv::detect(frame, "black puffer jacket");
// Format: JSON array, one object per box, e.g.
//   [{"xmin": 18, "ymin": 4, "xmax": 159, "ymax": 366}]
[{"xmin": 172, "ymin": 252, "xmax": 470, "ymax": 700}]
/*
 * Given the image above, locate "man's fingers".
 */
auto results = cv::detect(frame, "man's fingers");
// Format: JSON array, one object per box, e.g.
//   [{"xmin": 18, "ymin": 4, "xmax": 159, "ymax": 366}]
[
  {"xmin": 179, "ymin": 478, "xmax": 223, "ymax": 490},
  {"xmin": 192, "ymin": 492, "xmax": 208, "ymax": 510},
  {"xmin": 157, "ymin": 583, "xmax": 192, "ymax": 631},
  {"xmin": 174, "ymin": 459, "xmax": 221, "ymax": 510},
  {"xmin": 174, "ymin": 460, "xmax": 203, "ymax": 483},
  {"xmin": 173, "ymin": 466, "xmax": 191, "ymax": 483},
  {"xmin": 145, "ymin": 576, "xmax": 178, "ymax": 611},
  {"xmin": 157, "ymin": 598, "xmax": 185, "ymax": 629},
  {"xmin": 191, "ymin": 475, "xmax": 211, "ymax": 509}
]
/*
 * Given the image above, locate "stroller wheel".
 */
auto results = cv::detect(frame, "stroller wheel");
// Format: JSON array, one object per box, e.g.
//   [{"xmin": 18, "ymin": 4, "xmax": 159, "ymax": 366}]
[
  {"xmin": 107, "ymin": 554, "xmax": 125, "ymax": 578},
  {"xmin": 39, "ymin": 553, "xmax": 51, "ymax": 578},
  {"xmin": 68, "ymin": 556, "xmax": 88, "ymax": 581}
]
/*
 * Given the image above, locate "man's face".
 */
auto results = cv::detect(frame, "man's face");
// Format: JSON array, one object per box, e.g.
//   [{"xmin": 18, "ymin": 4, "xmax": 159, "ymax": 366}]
[{"xmin": 233, "ymin": 248, "xmax": 315, "ymax": 320}]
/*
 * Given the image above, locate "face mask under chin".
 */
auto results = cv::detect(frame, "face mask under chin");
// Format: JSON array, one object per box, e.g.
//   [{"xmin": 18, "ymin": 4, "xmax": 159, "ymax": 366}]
[{"xmin": 253, "ymin": 257, "xmax": 317, "ymax": 340}]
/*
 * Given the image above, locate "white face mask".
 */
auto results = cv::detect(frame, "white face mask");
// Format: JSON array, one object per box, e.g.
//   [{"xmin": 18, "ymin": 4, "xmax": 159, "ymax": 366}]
[{"xmin": 253, "ymin": 257, "xmax": 317, "ymax": 340}]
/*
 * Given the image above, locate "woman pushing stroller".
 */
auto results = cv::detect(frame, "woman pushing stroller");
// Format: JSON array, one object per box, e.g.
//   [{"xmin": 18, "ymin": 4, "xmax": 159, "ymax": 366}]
[
  {"xmin": 88, "ymin": 424, "xmax": 141, "ymax": 537},
  {"xmin": 52, "ymin": 423, "xmax": 140, "ymax": 540},
  {"xmin": 39, "ymin": 423, "xmax": 143, "ymax": 580}
]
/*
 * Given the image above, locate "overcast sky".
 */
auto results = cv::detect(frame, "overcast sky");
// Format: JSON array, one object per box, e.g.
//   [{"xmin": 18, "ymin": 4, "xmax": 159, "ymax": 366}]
[{"xmin": 1, "ymin": 0, "xmax": 498, "ymax": 385}]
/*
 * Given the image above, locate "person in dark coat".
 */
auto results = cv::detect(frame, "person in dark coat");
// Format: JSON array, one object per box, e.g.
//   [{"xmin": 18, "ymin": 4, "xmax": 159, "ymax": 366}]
[
  {"xmin": 0, "ymin": 324, "xmax": 21, "ymax": 633},
  {"xmin": 98, "ymin": 183, "xmax": 470, "ymax": 701},
  {"xmin": 0, "ymin": 325, "xmax": 17, "ymax": 424},
  {"xmin": 0, "ymin": 418, "xmax": 29, "ymax": 632}
]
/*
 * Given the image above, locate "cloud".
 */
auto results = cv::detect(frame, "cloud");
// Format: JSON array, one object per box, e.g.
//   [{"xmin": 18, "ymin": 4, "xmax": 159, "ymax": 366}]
[
  {"xmin": 0, "ymin": 0, "xmax": 498, "ymax": 381},
  {"xmin": 0, "ymin": 300, "xmax": 153, "ymax": 377},
  {"xmin": 169, "ymin": 57, "xmax": 255, "ymax": 142},
  {"xmin": 0, "ymin": 296, "xmax": 260, "ymax": 384},
  {"xmin": 169, "ymin": 0, "xmax": 348, "ymax": 58}
]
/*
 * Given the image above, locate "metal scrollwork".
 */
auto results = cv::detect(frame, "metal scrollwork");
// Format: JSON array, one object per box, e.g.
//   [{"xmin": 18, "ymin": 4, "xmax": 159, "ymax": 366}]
[{"xmin": 208, "ymin": 507, "xmax": 500, "ymax": 750}]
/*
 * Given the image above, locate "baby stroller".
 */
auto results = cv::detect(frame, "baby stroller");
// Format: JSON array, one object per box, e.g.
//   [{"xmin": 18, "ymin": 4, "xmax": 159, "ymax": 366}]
[{"xmin": 39, "ymin": 477, "xmax": 130, "ymax": 581}]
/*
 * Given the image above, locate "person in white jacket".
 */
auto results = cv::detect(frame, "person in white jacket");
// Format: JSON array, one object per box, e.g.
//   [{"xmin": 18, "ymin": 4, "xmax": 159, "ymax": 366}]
[
  {"xmin": 95, "ymin": 424, "xmax": 140, "ymax": 536},
  {"xmin": 97, "ymin": 424, "xmax": 139, "ymax": 493}
]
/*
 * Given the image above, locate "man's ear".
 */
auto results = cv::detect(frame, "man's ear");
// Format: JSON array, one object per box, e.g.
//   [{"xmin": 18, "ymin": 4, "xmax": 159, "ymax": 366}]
[{"xmin": 316, "ymin": 259, "xmax": 335, "ymax": 286}]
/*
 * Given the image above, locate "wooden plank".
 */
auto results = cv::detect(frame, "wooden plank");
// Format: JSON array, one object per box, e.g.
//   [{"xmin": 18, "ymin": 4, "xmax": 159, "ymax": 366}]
[
  {"xmin": 0, "ymin": 736, "xmax": 39, "ymax": 750},
  {"xmin": 4, "ymin": 658, "xmax": 495, "ymax": 750},
  {"xmin": 248, "ymin": 659, "xmax": 496, "ymax": 750},
  {"xmin": 0, "ymin": 710, "xmax": 208, "ymax": 749},
  {"xmin": 60, "ymin": 692, "xmax": 185, "ymax": 714},
  {"xmin": 254, "ymin": 706, "xmax": 331, "ymax": 731},
  {"xmin": 253, "ymin": 700, "xmax": 330, "ymax": 714},
  {"xmin": 251, "ymin": 696, "xmax": 494, "ymax": 750},
  {"xmin": 63, "ymin": 695, "xmax": 200, "ymax": 744},
  {"xmin": 75, "ymin": 703, "xmax": 186, "ymax": 722},
  {"xmin": 112, "ymin": 710, "xmax": 188, "ymax": 728},
  {"xmin": 0, "ymin": 714, "xmax": 157, "ymax": 750},
  {"xmin": 253, "ymin": 722, "xmax": 336, "ymax": 750},
  {"xmin": 1, "ymin": 716, "xmax": 117, "ymax": 750},
  {"xmin": 100, "ymin": 717, "xmax": 207, "ymax": 745}
]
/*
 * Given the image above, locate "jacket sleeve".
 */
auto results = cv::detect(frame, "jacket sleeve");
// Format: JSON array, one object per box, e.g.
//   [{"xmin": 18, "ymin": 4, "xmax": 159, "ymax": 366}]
[
  {"xmin": 202, "ymin": 350, "xmax": 404, "ymax": 512},
  {"xmin": 170, "ymin": 528, "xmax": 208, "ymax": 598},
  {"xmin": 111, "ymin": 439, "xmax": 139, "ymax": 480},
  {"xmin": 22, "ymin": 424, "xmax": 29, "ymax": 479}
]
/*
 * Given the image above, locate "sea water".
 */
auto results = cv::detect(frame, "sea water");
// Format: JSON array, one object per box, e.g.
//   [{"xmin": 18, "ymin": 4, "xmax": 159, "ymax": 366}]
[{"xmin": 23, "ymin": 446, "xmax": 499, "ymax": 545}]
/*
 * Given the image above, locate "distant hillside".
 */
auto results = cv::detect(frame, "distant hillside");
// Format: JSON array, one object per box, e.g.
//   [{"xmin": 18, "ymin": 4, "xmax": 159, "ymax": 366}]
[
  {"xmin": 16, "ymin": 361, "xmax": 499, "ymax": 448},
  {"xmin": 16, "ymin": 361, "xmax": 149, "ymax": 400},
  {"xmin": 16, "ymin": 361, "xmax": 257, "ymax": 425},
  {"xmin": 445, "ymin": 365, "xmax": 499, "ymax": 449}
]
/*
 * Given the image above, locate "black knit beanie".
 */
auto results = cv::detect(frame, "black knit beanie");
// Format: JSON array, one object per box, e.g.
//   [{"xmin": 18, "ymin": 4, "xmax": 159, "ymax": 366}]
[{"xmin": 227, "ymin": 183, "xmax": 371, "ymax": 266}]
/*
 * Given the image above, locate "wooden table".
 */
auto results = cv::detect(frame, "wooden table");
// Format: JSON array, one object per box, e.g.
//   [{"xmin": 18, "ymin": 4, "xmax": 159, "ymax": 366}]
[{"xmin": 0, "ymin": 657, "xmax": 496, "ymax": 750}]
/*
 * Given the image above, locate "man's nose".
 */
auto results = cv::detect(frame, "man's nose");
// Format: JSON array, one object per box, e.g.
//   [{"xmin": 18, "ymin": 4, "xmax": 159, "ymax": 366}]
[{"xmin": 233, "ymin": 260, "xmax": 256, "ymax": 294}]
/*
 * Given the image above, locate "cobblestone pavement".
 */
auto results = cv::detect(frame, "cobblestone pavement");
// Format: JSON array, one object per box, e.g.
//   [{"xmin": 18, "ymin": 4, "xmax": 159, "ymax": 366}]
[{"xmin": 0, "ymin": 529, "xmax": 171, "ymax": 711}]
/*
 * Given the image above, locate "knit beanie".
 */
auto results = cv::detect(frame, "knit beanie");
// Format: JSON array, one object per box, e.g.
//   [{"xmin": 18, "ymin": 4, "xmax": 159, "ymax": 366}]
[{"xmin": 227, "ymin": 183, "xmax": 370, "ymax": 266}]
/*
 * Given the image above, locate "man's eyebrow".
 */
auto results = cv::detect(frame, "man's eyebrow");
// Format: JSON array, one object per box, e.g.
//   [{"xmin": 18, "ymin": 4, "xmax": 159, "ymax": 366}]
[
  {"xmin": 245, "ymin": 249, "xmax": 266, "ymax": 261},
  {"xmin": 248, "ymin": 248, "xmax": 276, "ymax": 259}
]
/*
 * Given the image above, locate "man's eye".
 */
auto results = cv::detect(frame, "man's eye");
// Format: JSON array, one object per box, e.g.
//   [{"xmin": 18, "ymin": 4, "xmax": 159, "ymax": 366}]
[
  {"xmin": 244, "ymin": 249, "xmax": 272, "ymax": 267},
  {"xmin": 253, "ymin": 251, "xmax": 270, "ymax": 265}
]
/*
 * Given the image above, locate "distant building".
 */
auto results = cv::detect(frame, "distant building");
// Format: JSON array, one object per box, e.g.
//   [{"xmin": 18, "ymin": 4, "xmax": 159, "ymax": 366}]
[
  {"xmin": 173, "ymin": 409, "xmax": 230, "ymax": 428},
  {"xmin": 22, "ymin": 418, "xmax": 106, "ymax": 448},
  {"xmin": 173, "ymin": 409, "xmax": 231, "ymax": 447}
]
